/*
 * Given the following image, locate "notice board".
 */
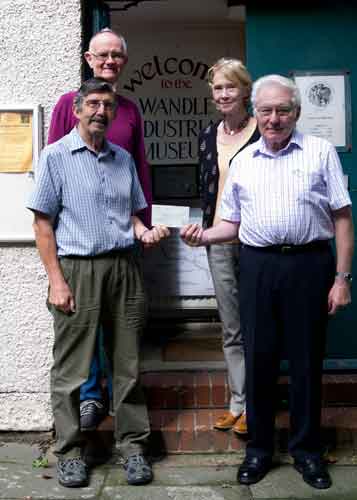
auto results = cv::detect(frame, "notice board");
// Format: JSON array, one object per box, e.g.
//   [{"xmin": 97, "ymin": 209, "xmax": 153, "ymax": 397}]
[{"xmin": 0, "ymin": 105, "xmax": 42, "ymax": 241}]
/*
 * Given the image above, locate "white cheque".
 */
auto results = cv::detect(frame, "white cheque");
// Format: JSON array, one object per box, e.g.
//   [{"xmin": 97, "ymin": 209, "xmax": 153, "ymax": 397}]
[{"xmin": 151, "ymin": 204, "xmax": 190, "ymax": 228}]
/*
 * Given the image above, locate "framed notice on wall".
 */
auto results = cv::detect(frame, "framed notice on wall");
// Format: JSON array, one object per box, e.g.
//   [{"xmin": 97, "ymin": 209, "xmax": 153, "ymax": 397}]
[
  {"xmin": 292, "ymin": 70, "xmax": 352, "ymax": 151},
  {"xmin": 0, "ymin": 104, "xmax": 42, "ymax": 241}
]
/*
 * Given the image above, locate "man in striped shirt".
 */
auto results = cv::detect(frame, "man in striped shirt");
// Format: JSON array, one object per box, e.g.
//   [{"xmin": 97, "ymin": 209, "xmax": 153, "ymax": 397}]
[
  {"xmin": 181, "ymin": 74, "xmax": 353, "ymax": 490},
  {"xmin": 28, "ymin": 78, "xmax": 169, "ymax": 488}
]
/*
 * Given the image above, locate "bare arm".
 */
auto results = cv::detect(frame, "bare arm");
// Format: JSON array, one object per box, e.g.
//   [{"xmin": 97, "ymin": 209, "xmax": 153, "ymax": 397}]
[
  {"xmin": 328, "ymin": 206, "xmax": 354, "ymax": 315},
  {"xmin": 180, "ymin": 220, "xmax": 239, "ymax": 246},
  {"xmin": 32, "ymin": 211, "xmax": 75, "ymax": 313},
  {"xmin": 132, "ymin": 215, "xmax": 170, "ymax": 248}
]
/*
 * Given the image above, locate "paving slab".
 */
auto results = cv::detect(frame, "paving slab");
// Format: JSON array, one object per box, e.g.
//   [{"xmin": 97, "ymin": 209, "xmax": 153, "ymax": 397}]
[
  {"xmin": 1, "ymin": 442, "xmax": 357, "ymax": 499},
  {"xmin": 149, "ymin": 452, "xmax": 245, "ymax": 467},
  {"xmin": 0, "ymin": 462, "xmax": 106, "ymax": 499},
  {"xmin": 0, "ymin": 442, "xmax": 43, "ymax": 464},
  {"xmin": 101, "ymin": 485, "xmax": 251, "ymax": 500},
  {"xmin": 250, "ymin": 464, "xmax": 357, "ymax": 499},
  {"xmin": 106, "ymin": 465, "xmax": 241, "ymax": 486}
]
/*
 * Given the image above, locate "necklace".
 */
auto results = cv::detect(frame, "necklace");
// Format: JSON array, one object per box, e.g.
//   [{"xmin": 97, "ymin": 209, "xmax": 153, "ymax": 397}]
[{"xmin": 223, "ymin": 115, "xmax": 250, "ymax": 136}]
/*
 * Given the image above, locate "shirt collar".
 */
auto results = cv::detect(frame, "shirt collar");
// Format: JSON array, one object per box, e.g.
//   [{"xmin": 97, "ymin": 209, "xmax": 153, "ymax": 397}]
[
  {"xmin": 67, "ymin": 127, "xmax": 116, "ymax": 158},
  {"xmin": 252, "ymin": 129, "xmax": 303, "ymax": 157}
]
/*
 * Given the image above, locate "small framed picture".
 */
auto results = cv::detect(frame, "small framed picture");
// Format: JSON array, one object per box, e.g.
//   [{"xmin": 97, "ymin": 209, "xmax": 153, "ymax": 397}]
[{"xmin": 291, "ymin": 70, "xmax": 352, "ymax": 151}]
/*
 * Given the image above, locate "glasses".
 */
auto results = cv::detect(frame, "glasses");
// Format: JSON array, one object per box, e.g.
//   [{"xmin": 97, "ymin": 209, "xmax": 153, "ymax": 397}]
[
  {"xmin": 85, "ymin": 99, "xmax": 116, "ymax": 111},
  {"xmin": 89, "ymin": 51, "xmax": 126, "ymax": 62},
  {"xmin": 256, "ymin": 106, "xmax": 295, "ymax": 117}
]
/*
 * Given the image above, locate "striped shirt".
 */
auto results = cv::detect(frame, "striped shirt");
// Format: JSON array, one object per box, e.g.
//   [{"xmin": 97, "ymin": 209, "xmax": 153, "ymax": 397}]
[
  {"xmin": 27, "ymin": 127, "xmax": 147, "ymax": 256},
  {"xmin": 220, "ymin": 131, "xmax": 351, "ymax": 247}
]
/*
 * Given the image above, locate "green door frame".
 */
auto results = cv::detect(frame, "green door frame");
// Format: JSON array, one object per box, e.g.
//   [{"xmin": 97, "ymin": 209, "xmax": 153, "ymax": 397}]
[
  {"xmin": 82, "ymin": 0, "xmax": 111, "ymax": 80},
  {"xmin": 81, "ymin": 0, "xmax": 111, "ymax": 373}
]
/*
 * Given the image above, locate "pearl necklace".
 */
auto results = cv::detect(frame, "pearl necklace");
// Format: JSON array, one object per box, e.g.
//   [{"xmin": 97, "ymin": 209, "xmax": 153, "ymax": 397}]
[{"xmin": 223, "ymin": 115, "xmax": 250, "ymax": 136}]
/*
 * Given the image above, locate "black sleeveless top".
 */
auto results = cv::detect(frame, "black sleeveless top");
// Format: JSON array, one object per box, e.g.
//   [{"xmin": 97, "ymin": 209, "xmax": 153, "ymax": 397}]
[{"xmin": 198, "ymin": 121, "xmax": 260, "ymax": 229}]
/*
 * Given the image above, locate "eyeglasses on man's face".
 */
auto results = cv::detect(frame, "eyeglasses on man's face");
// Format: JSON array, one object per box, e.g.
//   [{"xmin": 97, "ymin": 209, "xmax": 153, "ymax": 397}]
[
  {"xmin": 84, "ymin": 99, "xmax": 116, "ymax": 111},
  {"xmin": 256, "ymin": 106, "xmax": 296, "ymax": 117},
  {"xmin": 89, "ymin": 51, "xmax": 126, "ymax": 62}
]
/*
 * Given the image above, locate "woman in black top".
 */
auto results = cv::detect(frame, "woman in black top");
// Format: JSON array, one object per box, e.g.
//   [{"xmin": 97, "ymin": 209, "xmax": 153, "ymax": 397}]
[{"xmin": 199, "ymin": 58, "xmax": 260, "ymax": 435}]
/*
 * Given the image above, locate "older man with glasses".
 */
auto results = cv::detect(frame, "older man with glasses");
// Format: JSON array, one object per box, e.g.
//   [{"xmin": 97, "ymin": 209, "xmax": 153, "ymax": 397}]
[
  {"xmin": 181, "ymin": 74, "xmax": 353, "ymax": 490},
  {"xmin": 48, "ymin": 28, "xmax": 152, "ymax": 433},
  {"xmin": 28, "ymin": 78, "xmax": 169, "ymax": 488}
]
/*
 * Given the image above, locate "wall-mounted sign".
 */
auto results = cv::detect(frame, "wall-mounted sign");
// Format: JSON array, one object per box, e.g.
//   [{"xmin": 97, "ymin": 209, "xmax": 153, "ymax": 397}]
[
  {"xmin": 292, "ymin": 70, "xmax": 352, "ymax": 151},
  {"xmin": 118, "ymin": 25, "xmax": 243, "ymax": 206},
  {"xmin": 122, "ymin": 55, "xmax": 218, "ymax": 167},
  {"xmin": 0, "ymin": 104, "xmax": 42, "ymax": 241},
  {"xmin": 0, "ymin": 109, "xmax": 34, "ymax": 172}
]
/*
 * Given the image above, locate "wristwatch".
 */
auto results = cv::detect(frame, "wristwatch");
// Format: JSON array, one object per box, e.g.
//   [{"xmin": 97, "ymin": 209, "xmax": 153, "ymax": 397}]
[{"xmin": 335, "ymin": 272, "xmax": 353, "ymax": 284}]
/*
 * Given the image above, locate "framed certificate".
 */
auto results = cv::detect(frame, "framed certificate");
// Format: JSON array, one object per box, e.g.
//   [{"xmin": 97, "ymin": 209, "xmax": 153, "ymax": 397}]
[{"xmin": 291, "ymin": 70, "xmax": 352, "ymax": 151}]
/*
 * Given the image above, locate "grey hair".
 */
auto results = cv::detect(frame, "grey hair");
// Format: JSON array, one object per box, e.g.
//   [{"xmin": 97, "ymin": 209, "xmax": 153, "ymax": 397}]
[
  {"xmin": 73, "ymin": 77, "xmax": 117, "ymax": 111},
  {"xmin": 251, "ymin": 74, "xmax": 301, "ymax": 112},
  {"xmin": 89, "ymin": 27, "xmax": 128, "ymax": 56}
]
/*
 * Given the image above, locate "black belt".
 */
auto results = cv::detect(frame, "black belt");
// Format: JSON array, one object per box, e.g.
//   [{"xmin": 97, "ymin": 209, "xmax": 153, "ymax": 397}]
[{"xmin": 242, "ymin": 240, "xmax": 330, "ymax": 254}]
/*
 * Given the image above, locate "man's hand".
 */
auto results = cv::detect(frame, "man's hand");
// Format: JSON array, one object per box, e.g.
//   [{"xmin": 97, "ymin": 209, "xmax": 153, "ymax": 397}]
[
  {"xmin": 180, "ymin": 223, "xmax": 204, "ymax": 247},
  {"xmin": 32, "ymin": 211, "xmax": 75, "ymax": 314},
  {"xmin": 141, "ymin": 224, "xmax": 170, "ymax": 248},
  {"xmin": 328, "ymin": 280, "xmax": 351, "ymax": 315},
  {"xmin": 49, "ymin": 280, "xmax": 75, "ymax": 314}
]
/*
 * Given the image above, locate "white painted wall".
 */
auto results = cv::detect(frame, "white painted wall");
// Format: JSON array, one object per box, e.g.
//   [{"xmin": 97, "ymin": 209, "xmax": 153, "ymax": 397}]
[{"xmin": 0, "ymin": 0, "xmax": 82, "ymax": 430}]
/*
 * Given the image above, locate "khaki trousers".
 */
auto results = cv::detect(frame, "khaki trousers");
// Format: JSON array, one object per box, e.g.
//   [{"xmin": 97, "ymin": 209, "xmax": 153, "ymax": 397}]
[
  {"xmin": 206, "ymin": 243, "xmax": 245, "ymax": 416},
  {"xmin": 48, "ymin": 250, "xmax": 150, "ymax": 459}
]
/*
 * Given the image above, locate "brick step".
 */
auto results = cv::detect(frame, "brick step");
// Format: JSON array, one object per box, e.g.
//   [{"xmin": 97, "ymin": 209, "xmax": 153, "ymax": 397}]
[
  {"xmin": 95, "ymin": 407, "xmax": 357, "ymax": 455},
  {"xmin": 142, "ymin": 371, "xmax": 226, "ymax": 410},
  {"xmin": 141, "ymin": 371, "xmax": 357, "ymax": 409}
]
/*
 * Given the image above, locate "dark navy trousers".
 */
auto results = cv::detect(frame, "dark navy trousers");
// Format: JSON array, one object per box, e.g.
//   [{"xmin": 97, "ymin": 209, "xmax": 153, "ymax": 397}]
[{"xmin": 239, "ymin": 243, "xmax": 335, "ymax": 460}]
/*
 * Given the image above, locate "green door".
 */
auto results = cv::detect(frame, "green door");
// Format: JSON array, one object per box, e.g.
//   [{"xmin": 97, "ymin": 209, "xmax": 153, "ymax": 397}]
[{"xmin": 245, "ymin": 3, "xmax": 357, "ymax": 369}]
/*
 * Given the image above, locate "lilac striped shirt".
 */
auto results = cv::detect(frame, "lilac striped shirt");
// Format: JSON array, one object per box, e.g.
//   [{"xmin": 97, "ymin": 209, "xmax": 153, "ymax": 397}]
[{"xmin": 220, "ymin": 131, "xmax": 351, "ymax": 246}]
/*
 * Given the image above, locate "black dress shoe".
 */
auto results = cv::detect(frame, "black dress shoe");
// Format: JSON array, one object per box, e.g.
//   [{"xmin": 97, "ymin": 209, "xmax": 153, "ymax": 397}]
[
  {"xmin": 294, "ymin": 457, "xmax": 332, "ymax": 489},
  {"xmin": 237, "ymin": 456, "xmax": 272, "ymax": 485}
]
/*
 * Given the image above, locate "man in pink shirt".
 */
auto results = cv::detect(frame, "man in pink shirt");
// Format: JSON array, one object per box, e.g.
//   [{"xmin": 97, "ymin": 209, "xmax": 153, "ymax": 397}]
[{"xmin": 48, "ymin": 28, "xmax": 152, "ymax": 434}]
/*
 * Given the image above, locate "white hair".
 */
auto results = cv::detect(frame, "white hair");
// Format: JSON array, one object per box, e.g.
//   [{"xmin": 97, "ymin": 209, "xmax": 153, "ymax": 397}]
[
  {"xmin": 251, "ymin": 74, "xmax": 301, "ymax": 111},
  {"xmin": 89, "ymin": 28, "xmax": 128, "ymax": 56}
]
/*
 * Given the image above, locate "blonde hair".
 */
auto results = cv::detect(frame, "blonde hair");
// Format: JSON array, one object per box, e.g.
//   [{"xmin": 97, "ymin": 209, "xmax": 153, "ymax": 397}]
[{"xmin": 208, "ymin": 58, "xmax": 252, "ymax": 95}]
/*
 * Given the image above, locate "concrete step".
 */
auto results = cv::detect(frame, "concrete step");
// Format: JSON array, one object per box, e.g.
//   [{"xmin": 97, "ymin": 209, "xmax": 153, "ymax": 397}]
[{"xmin": 141, "ymin": 371, "xmax": 357, "ymax": 410}]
